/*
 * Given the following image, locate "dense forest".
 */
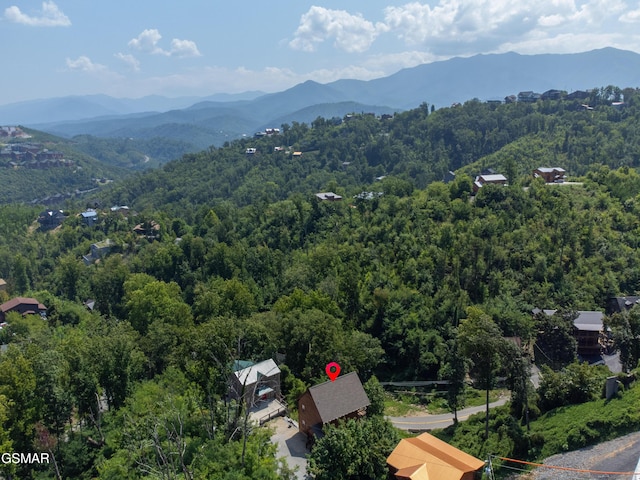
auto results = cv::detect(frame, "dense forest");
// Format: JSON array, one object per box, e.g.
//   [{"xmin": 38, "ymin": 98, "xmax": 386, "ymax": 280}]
[{"xmin": 2, "ymin": 87, "xmax": 640, "ymax": 478}]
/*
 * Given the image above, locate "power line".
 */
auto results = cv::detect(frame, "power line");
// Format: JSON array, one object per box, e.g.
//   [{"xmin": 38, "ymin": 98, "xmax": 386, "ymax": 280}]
[
  {"xmin": 497, "ymin": 462, "xmax": 601, "ymax": 480},
  {"xmin": 491, "ymin": 455, "xmax": 635, "ymax": 476}
]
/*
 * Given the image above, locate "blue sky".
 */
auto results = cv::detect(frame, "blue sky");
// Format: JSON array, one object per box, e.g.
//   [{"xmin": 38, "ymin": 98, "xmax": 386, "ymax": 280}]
[{"xmin": 2, "ymin": 0, "xmax": 640, "ymax": 105}]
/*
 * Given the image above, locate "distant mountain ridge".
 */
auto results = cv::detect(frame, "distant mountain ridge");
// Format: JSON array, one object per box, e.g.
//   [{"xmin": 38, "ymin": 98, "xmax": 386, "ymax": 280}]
[
  {"xmin": 4, "ymin": 47, "xmax": 640, "ymax": 154},
  {"xmin": 0, "ymin": 91, "xmax": 266, "ymax": 125}
]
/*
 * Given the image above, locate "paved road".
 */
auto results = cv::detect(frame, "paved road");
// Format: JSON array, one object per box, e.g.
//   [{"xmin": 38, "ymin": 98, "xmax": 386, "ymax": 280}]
[
  {"xmin": 590, "ymin": 434, "xmax": 640, "ymax": 479},
  {"xmin": 387, "ymin": 396, "xmax": 508, "ymax": 430},
  {"xmin": 525, "ymin": 431, "xmax": 640, "ymax": 480}
]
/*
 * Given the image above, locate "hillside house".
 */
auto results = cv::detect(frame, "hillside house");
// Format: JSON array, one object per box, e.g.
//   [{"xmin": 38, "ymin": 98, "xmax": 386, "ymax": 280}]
[
  {"xmin": 298, "ymin": 371, "xmax": 370, "ymax": 439},
  {"xmin": 230, "ymin": 359, "xmax": 281, "ymax": 408},
  {"xmin": 354, "ymin": 191, "xmax": 383, "ymax": 201},
  {"xmin": 315, "ymin": 192, "xmax": 342, "ymax": 201},
  {"xmin": 110, "ymin": 205, "xmax": 130, "ymax": 215},
  {"xmin": 534, "ymin": 309, "xmax": 605, "ymax": 356},
  {"xmin": 443, "ymin": 171, "xmax": 456, "ymax": 183},
  {"xmin": 0, "ymin": 297, "xmax": 46, "ymax": 322},
  {"xmin": 83, "ymin": 239, "xmax": 114, "ymax": 265},
  {"xmin": 0, "ymin": 126, "xmax": 30, "ymax": 138},
  {"xmin": 533, "ymin": 167, "xmax": 567, "ymax": 183},
  {"xmin": 567, "ymin": 90, "xmax": 590, "ymax": 100},
  {"xmin": 473, "ymin": 174, "xmax": 507, "ymax": 193},
  {"xmin": 0, "ymin": 279, "xmax": 6, "ymax": 292},
  {"xmin": 518, "ymin": 91, "xmax": 541, "ymax": 103},
  {"xmin": 387, "ymin": 432, "xmax": 484, "ymax": 480},
  {"xmin": 541, "ymin": 89, "xmax": 563, "ymax": 101},
  {"xmin": 81, "ymin": 209, "xmax": 98, "ymax": 226},
  {"xmin": 38, "ymin": 209, "xmax": 65, "ymax": 230},
  {"xmin": 133, "ymin": 221, "xmax": 160, "ymax": 240},
  {"xmin": 606, "ymin": 296, "xmax": 640, "ymax": 315},
  {"xmin": 573, "ymin": 311, "xmax": 606, "ymax": 356}
]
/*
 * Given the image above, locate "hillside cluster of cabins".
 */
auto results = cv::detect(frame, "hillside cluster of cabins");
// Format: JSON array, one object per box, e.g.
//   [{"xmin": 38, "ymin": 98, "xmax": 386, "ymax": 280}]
[
  {"xmin": 495, "ymin": 89, "xmax": 625, "ymax": 108},
  {"xmin": 503, "ymin": 89, "xmax": 589, "ymax": 103},
  {"xmin": 0, "ymin": 142, "xmax": 73, "ymax": 169},
  {"xmin": 467, "ymin": 166, "xmax": 567, "ymax": 192},
  {"xmin": 36, "ymin": 205, "xmax": 160, "ymax": 266},
  {"xmin": 0, "ymin": 126, "xmax": 30, "ymax": 138},
  {"xmin": 312, "ymin": 167, "xmax": 569, "ymax": 203},
  {"xmin": 0, "ymin": 285, "xmax": 638, "ymax": 478}
]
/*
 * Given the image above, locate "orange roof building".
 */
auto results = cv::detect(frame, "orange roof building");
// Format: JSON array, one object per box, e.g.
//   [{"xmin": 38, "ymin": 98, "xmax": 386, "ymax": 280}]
[{"xmin": 387, "ymin": 432, "xmax": 484, "ymax": 480}]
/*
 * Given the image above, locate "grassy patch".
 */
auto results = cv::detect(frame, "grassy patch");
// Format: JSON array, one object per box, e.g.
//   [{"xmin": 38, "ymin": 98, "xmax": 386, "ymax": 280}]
[
  {"xmin": 528, "ymin": 382, "xmax": 640, "ymax": 459},
  {"xmin": 432, "ymin": 381, "xmax": 640, "ymax": 467},
  {"xmin": 384, "ymin": 388, "xmax": 507, "ymax": 416},
  {"xmin": 383, "ymin": 392, "xmax": 428, "ymax": 416}
]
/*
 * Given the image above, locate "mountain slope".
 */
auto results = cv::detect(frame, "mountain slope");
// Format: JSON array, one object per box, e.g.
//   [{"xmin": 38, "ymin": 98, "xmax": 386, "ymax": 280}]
[
  {"xmin": 15, "ymin": 47, "xmax": 640, "ymax": 155},
  {"xmin": 0, "ymin": 92, "xmax": 266, "ymax": 125},
  {"xmin": 0, "ymin": 128, "xmax": 128, "ymax": 205},
  {"xmin": 90, "ymin": 87, "xmax": 640, "ymax": 216},
  {"xmin": 329, "ymin": 47, "xmax": 640, "ymax": 108}
]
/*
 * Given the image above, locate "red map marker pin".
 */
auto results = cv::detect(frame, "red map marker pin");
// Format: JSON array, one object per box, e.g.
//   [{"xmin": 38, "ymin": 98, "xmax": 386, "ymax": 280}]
[{"xmin": 325, "ymin": 362, "xmax": 341, "ymax": 382}]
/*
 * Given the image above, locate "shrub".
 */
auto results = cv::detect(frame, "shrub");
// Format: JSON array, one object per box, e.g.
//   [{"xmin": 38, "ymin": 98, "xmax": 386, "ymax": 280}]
[{"xmin": 537, "ymin": 362, "xmax": 608, "ymax": 412}]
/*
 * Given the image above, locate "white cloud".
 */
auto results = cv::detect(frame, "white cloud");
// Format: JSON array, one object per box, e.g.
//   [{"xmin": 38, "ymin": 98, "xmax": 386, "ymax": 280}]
[
  {"xmin": 65, "ymin": 55, "xmax": 124, "ymax": 83},
  {"xmin": 169, "ymin": 39, "xmax": 201, "ymax": 58},
  {"xmin": 290, "ymin": 6, "xmax": 386, "ymax": 53},
  {"xmin": 290, "ymin": 2, "xmax": 624, "ymax": 56},
  {"xmin": 115, "ymin": 53, "xmax": 141, "ymax": 72},
  {"xmin": 538, "ymin": 14, "xmax": 566, "ymax": 27},
  {"xmin": 66, "ymin": 56, "xmax": 108, "ymax": 74},
  {"xmin": 128, "ymin": 29, "xmax": 201, "ymax": 57},
  {"xmin": 4, "ymin": 1, "xmax": 70, "ymax": 27},
  {"xmin": 619, "ymin": 8, "xmax": 640, "ymax": 23},
  {"xmin": 128, "ymin": 29, "xmax": 167, "ymax": 55},
  {"xmin": 374, "ymin": 0, "xmax": 640, "ymax": 58}
]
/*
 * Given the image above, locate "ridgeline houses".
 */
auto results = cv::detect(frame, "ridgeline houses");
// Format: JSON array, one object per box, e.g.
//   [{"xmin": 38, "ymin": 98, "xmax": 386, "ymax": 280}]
[
  {"xmin": 0, "ymin": 126, "xmax": 30, "ymax": 139},
  {"xmin": 466, "ymin": 166, "xmax": 569, "ymax": 194},
  {"xmin": 1, "ymin": 143, "xmax": 74, "ymax": 169}
]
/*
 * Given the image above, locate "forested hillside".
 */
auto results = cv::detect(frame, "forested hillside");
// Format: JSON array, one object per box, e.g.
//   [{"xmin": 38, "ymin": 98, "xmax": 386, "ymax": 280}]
[
  {"xmin": 0, "ymin": 129, "xmax": 128, "ymax": 205},
  {"xmin": 2, "ymin": 88, "xmax": 640, "ymax": 478},
  {"xmin": 96, "ymin": 86, "xmax": 640, "ymax": 215}
]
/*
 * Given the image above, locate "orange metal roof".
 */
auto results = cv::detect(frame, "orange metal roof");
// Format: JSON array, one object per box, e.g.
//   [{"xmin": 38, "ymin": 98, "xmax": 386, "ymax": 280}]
[
  {"xmin": 395, "ymin": 463, "xmax": 430, "ymax": 480},
  {"xmin": 387, "ymin": 432, "xmax": 484, "ymax": 480}
]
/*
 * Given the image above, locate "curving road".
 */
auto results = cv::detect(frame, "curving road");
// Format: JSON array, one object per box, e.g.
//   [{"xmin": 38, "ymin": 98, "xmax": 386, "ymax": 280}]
[
  {"xmin": 387, "ymin": 397, "xmax": 509, "ymax": 430},
  {"xmin": 526, "ymin": 431, "xmax": 640, "ymax": 480}
]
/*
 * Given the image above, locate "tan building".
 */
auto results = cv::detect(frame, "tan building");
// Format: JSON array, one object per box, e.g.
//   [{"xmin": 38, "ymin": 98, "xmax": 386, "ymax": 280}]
[
  {"xmin": 387, "ymin": 432, "xmax": 484, "ymax": 480},
  {"xmin": 533, "ymin": 167, "xmax": 567, "ymax": 183},
  {"xmin": 473, "ymin": 174, "xmax": 507, "ymax": 192}
]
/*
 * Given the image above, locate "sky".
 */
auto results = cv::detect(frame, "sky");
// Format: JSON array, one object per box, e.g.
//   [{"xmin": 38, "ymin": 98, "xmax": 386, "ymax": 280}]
[{"xmin": 2, "ymin": 0, "xmax": 640, "ymax": 105}]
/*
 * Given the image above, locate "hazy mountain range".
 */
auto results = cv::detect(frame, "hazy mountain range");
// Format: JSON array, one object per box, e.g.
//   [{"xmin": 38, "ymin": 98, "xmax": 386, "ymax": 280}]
[{"xmin": 3, "ymin": 47, "xmax": 640, "ymax": 151}]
